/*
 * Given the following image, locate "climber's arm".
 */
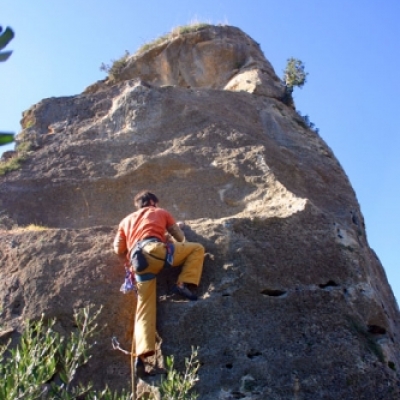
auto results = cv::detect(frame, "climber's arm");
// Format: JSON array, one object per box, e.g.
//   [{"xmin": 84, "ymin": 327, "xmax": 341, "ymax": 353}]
[
  {"xmin": 113, "ymin": 226, "xmax": 127, "ymax": 255},
  {"xmin": 167, "ymin": 223, "xmax": 185, "ymax": 243}
]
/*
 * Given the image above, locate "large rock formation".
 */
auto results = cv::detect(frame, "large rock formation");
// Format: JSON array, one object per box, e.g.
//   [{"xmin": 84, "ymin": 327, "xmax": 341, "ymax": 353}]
[{"xmin": 1, "ymin": 25, "xmax": 399, "ymax": 399}]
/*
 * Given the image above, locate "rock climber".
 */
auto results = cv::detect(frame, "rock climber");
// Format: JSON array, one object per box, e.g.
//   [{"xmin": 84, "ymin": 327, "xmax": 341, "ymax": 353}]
[{"xmin": 113, "ymin": 190, "xmax": 205, "ymax": 378}]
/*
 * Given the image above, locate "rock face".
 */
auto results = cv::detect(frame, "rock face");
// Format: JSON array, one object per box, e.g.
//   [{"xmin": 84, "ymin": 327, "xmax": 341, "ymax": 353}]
[{"xmin": 1, "ymin": 25, "xmax": 399, "ymax": 399}]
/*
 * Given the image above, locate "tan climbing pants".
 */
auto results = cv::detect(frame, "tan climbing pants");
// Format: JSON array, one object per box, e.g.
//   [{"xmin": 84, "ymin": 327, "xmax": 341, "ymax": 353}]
[{"xmin": 134, "ymin": 241, "xmax": 204, "ymax": 357}]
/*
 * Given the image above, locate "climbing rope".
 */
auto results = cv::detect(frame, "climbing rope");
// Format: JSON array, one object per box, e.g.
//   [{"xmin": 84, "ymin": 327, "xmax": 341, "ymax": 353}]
[
  {"xmin": 131, "ymin": 330, "xmax": 137, "ymax": 400},
  {"xmin": 111, "ymin": 335, "xmax": 137, "ymax": 399},
  {"xmin": 112, "ymin": 261, "xmax": 138, "ymax": 399},
  {"xmin": 111, "ymin": 336, "xmax": 133, "ymax": 356}
]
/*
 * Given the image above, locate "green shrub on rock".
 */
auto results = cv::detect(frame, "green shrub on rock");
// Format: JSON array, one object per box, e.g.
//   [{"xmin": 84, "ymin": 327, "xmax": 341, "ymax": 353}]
[
  {"xmin": 100, "ymin": 50, "xmax": 130, "ymax": 81},
  {"xmin": 0, "ymin": 306, "xmax": 102, "ymax": 399},
  {"xmin": 0, "ymin": 305, "xmax": 201, "ymax": 399},
  {"xmin": 159, "ymin": 347, "xmax": 200, "ymax": 400},
  {"xmin": 283, "ymin": 57, "xmax": 308, "ymax": 90}
]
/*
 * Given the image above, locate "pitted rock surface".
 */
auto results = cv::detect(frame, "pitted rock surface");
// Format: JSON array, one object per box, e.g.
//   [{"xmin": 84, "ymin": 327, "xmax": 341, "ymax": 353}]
[{"xmin": 1, "ymin": 25, "xmax": 399, "ymax": 399}]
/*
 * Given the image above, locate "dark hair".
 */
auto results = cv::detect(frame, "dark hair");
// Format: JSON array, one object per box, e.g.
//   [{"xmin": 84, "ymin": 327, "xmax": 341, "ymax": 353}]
[{"xmin": 134, "ymin": 191, "xmax": 159, "ymax": 209}]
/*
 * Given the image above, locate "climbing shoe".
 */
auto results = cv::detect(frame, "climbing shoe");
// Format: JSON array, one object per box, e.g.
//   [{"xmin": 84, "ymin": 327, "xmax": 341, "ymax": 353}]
[
  {"xmin": 173, "ymin": 283, "xmax": 198, "ymax": 301},
  {"xmin": 135, "ymin": 357, "xmax": 147, "ymax": 379}
]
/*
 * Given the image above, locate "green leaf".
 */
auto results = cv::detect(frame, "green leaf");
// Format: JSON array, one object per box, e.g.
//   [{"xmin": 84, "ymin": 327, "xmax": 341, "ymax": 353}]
[
  {"xmin": 0, "ymin": 51, "xmax": 12, "ymax": 62},
  {"xmin": 0, "ymin": 132, "xmax": 14, "ymax": 145},
  {"xmin": 59, "ymin": 371, "xmax": 69, "ymax": 384},
  {"xmin": 0, "ymin": 27, "xmax": 14, "ymax": 51}
]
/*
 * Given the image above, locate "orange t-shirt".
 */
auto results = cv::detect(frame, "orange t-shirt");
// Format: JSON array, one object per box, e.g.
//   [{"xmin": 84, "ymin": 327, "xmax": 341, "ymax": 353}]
[{"xmin": 114, "ymin": 206, "xmax": 176, "ymax": 256}]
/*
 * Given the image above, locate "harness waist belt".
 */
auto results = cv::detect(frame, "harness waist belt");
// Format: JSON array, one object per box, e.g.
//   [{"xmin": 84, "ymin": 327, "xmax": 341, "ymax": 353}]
[{"xmin": 135, "ymin": 272, "xmax": 156, "ymax": 282}]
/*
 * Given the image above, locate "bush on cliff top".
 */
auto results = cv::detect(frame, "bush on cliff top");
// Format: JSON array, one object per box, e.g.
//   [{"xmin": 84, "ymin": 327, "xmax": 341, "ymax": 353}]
[
  {"xmin": 137, "ymin": 22, "xmax": 211, "ymax": 54},
  {"xmin": 100, "ymin": 22, "xmax": 211, "ymax": 81}
]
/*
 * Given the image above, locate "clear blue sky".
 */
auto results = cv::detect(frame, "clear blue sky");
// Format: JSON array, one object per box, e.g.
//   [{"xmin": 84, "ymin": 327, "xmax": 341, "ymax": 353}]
[{"xmin": 2, "ymin": 1, "xmax": 400, "ymax": 301}]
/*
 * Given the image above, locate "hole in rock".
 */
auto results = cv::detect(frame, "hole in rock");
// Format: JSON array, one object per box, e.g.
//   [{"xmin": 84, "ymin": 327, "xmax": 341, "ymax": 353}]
[
  {"xmin": 261, "ymin": 288, "xmax": 286, "ymax": 297},
  {"xmin": 350, "ymin": 211, "xmax": 360, "ymax": 226},
  {"xmin": 11, "ymin": 298, "xmax": 24, "ymax": 315},
  {"xmin": 319, "ymin": 280, "xmax": 338, "ymax": 289},
  {"xmin": 231, "ymin": 392, "xmax": 246, "ymax": 399},
  {"xmin": 13, "ymin": 300, "xmax": 21, "ymax": 310},
  {"xmin": 368, "ymin": 325, "xmax": 387, "ymax": 335},
  {"xmin": 225, "ymin": 363, "xmax": 233, "ymax": 369},
  {"xmin": 247, "ymin": 349, "xmax": 262, "ymax": 359},
  {"xmin": 222, "ymin": 293, "xmax": 231, "ymax": 297}
]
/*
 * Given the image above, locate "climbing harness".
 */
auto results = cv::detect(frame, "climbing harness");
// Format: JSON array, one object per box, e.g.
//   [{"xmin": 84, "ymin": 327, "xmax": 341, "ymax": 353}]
[
  {"xmin": 122, "ymin": 239, "xmax": 175, "ymax": 285},
  {"xmin": 141, "ymin": 240, "xmax": 174, "ymax": 266},
  {"xmin": 165, "ymin": 242, "xmax": 174, "ymax": 266},
  {"xmin": 130, "ymin": 238, "xmax": 158, "ymax": 273}
]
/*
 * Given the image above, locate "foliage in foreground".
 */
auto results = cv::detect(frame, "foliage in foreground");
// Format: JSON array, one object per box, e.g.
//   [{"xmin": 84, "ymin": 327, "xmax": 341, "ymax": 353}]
[
  {"xmin": 159, "ymin": 347, "xmax": 200, "ymax": 400},
  {"xmin": 0, "ymin": 305, "xmax": 200, "ymax": 399},
  {"xmin": 0, "ymin": 306, "xmax": 104, "ymax": 399},
  {"xmin": 0, "ymin": 132, "xmax": 14, "ymax": 146},
  {"xmin": 0, "ymin": 25, "xmax": 14, "ymax": 62},
  {"xmin": 1, "ymin": 25, "xmax": 15, "ymax": 143}
]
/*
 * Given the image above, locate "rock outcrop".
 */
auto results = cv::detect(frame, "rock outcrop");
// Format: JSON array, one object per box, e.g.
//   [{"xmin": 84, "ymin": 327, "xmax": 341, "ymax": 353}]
[
  {"xmin": 1, "ymin": 25, "xmax": 399, "ymax": 399},
  {"xmin": 85, "ymin": 25, "xmax": 285, "ymax": 99}
]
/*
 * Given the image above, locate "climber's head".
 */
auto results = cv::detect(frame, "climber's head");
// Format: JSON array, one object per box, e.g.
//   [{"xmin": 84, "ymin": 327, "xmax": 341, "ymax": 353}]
[{"xmin": 134, "ymin": 191, "xmax": 159, "ymax": 209}]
